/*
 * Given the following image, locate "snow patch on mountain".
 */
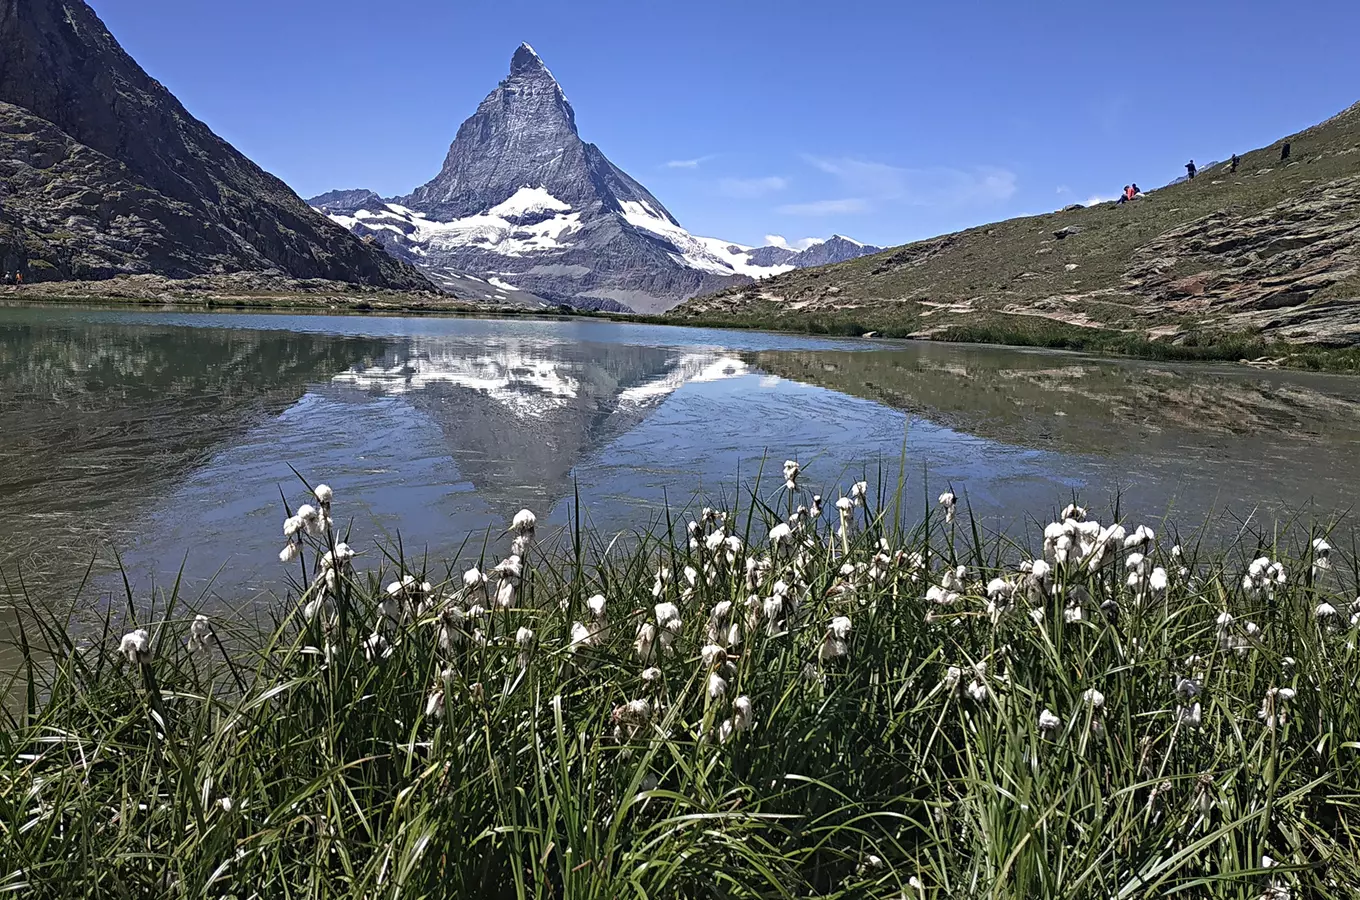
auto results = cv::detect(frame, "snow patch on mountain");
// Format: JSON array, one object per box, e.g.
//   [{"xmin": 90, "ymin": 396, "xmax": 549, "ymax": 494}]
[
  {"xmin": 489, "ymin": 186, "xmax": 572, "ymax": 218},
  {"xmin": 616, "ymin": 200, "xmax": 793, "ymax": 278}
]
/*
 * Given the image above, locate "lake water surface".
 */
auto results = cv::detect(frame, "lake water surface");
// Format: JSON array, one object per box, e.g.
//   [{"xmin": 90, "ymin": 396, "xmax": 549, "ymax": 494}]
[{"xmin": 3, "ymin": 305, "xmax": 1360, "ymax": 617}]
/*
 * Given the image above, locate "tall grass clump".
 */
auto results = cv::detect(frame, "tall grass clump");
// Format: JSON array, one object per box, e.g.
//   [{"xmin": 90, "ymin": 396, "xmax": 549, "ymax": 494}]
[{"xmin": 3, "ymin": 472, "xmax": 1360, "ymax": 898}]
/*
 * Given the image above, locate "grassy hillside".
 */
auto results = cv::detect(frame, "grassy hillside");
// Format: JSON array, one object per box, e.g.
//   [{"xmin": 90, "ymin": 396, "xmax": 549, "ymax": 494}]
[{"xmin": 672, "ymin": 102, "xmax": 1360, "ymax": 353}]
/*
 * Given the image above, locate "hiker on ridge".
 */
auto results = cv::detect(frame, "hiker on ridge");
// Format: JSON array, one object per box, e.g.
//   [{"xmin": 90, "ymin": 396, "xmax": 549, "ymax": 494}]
[
  {"xmin": 1230, "ymin": 153, "xmax": 1240, "ymax": 173},
  {"xmin": 1281, "ymin": 141, "xmax": 1291, "ymax": 162},
  {"xmin": 1117, "ymin": 185, "xmax": 1132, "ymax": 204},
  {"xmin": 1131, "ymin": 183, "xmax": 1141, "ymax": 196},
  {"xmin": 1185, "ymin": 160, "xmax": 1197, "ymax": 180}
]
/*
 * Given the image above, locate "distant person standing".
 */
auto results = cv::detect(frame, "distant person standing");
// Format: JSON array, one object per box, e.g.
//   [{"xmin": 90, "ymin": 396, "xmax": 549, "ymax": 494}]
[
  {"xmin": 1230, "ymin": 153, "xmax": 1240, "ymax": 173},
  {"xmin": 14, "ymin": 272, "xmax": 22, "ymax": 285},
  {"xmin": 1185, "ymin": 160, "xmax": 1197, "ymax": 180},
  {"xmin": 1281, "ymin": 141, "xmax": 1291, "ymax": 162}
]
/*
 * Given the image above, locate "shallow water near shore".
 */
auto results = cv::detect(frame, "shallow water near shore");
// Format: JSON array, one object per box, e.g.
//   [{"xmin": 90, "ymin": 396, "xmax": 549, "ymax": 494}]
[{"xmin": 2, "ymin": 306, "xmax": 1359, "ymax": 620}]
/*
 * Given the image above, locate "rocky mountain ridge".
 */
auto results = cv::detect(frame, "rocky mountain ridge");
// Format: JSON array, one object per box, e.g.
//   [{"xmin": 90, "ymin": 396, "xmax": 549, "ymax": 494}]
[
  {"xmin": 312, "ymin": 44, "xmax": 880, "ymax": 313},
  {"xmin": 675, "ymin": 101, "xmax": 1360, "ymax": 347},
  {"xmin": 0, "ymin": 0, "xmax": 429, "ymax": 291}
]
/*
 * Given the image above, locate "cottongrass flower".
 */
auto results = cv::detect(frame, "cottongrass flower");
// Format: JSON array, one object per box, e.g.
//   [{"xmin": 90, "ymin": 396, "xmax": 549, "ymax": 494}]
[
  {"xmin": 462, "ymin": 567, "xmax": 489, "ymax": 604},
  {"xmin": 641, "ymin": 666, "xmax": 662, "ymax": 683},
  {"xmin": 1038, "ymin": 708, "xmax": 1061, "ymax": 735},
  {"xmin": 1124, "ymin": 524, "xmax": 1155, "ymax": 550},
  {"xmin": 1021, "ymin": 559, "xmax": 1052, "ymax": 601},
  {"xmin": 634, "ymin": 622, "xmax": 658, "ymax": 662},
  {"xmin": 511, "ymin": 508, "xmax": 536, "ymax": 536},
  {"xmin": 1061, "ymin": 503, "xmax": 1087, "ymax": 521},
  {"xmin": 782, "ymin": 459, "xmax": 800, "ymax": 491},
  {"xmin": 187, "ymin": 615, "xmax": 212, "ymax": 656},
  {"xmin": 303, "ymin": 596, "xmax": 331, "ymax": 624},
  {"xmin": 926, "ymin": 585, "xmax": 960, "ymax": 606},
  {"xmin": 835, "ymin": 496, "xmax": 855, "ymax": 538},
  {"xmin": 819, "ymin": 616, "xmax": 851, "ymax": 660},
  {"xmin": 313, "ymin": 483, "xmax": 333, "ymax": 506},
  {"xmin": 809, "ymin": 494, "xmax": 823, "ymax": 517},
  {"xmin": 938, "ymin": 490, "xmax": 957, "ymax": 524},
  {"xmin": 762, "ymin": 592, "xmax": 786, "ymax": 635},
  {"xmin": 1179, "ymin": 702, "xmax": 1203, "ymax": 729},
  {"xmin": 653, "ymin": 566, "xmax": 673, "ymax": 599},
  {"xmin": 425, "ymin": 672, "xmax": 449, "ymax": 719},
  {"xmin": 425, "ymin": 687, "xmax": 445, "ymax": 719},
  {"xmin": 586, "ymin": 591, "xmax": 608, "ymax": 626},
  {"xmin": 1258, "ymin": 687, "xmax": 1296, "ymax": 730},
  {"xmin": 1086, "ymin": 523, "xmax": 1127, "ymax": 572},
  {"xmin": 731, "ymin": 695, "xmax": 754, "ymax": 733},
  {"xmin": 319, "ymin": 542, "xmax": 355, "ymax": 579},
  {"xmin": 612, "ymin": 698, "xmax": 652, "ymax": 742},
  {"xmin": 437, "ymin": 607, "xmax": 466, "ymax": 651},
  {"xmin": 701, "ymin": 643, "xmax": 726, "ymax": 669},
  {"xmin": 1315, "ymin": 601, "xmax": 1338, "ymax": 625},
  {"xmin": 965, "ymin": 662, "xmax": 990, "ymax": 702},
  {"xmin": 120, "ymin": 628, "xmax": 152, "ymax": 665},
  {"xmin": 1242, "ymin": 556, "xmax": 1287, "ymax": 598},
  {"xmin": 850, "ymin": 480, "xmax": 869, "ymax": 507},
  {"xmin": 363, "ymin": 632, "xmax": 391, "ymax": 663},
  {"xmin": 492, "ymin": 556, "xmax": 522, "ymax": 609},
  {"xmin": 768, "ymin": 522, "xmax": 794, "ymax": 557},
  {"xmin": 985, "ymin": 577, "xmax": 1016, "ymax": 623},
  {"xmin": 1083, "ymin": 688, "xmax": 1106, "ymax": 738},
  {"xmin": 569, "ymin": 621, "xmax": 595, "ymax": 651},
  {"xmin": 706, "ymin": 599, "xmax": 736, "ymax": 646},
  {"xmin": 295, "ymin": 503, "xmax": 323, "ymax": 536},
  {"xmin": 516, "ymin": 626, "xmax": 535, "ymax": 667},
  {"xmin": 943, "ymin": 665, "xmax": 963, "ymax": 693},
  {"xmin": 1312, "ymin": 537, "xmax": 1333, "ymax": 576},
  {"xmin": 707, "ymin": 671, "xmax": 728, "ymax": 701},
  {"xmin": 654, "ymin": 602, "xmax": 683, "ymax": 654},
  {"xmin": 510, "ymin": 508, "xmax": 536, "ymax": 556}
]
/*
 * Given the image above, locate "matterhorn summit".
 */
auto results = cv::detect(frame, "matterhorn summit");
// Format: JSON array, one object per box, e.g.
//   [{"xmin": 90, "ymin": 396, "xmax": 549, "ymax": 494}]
[{"xmin": 313, "ymin": 45, "xmax": 878, "ymax": 312}]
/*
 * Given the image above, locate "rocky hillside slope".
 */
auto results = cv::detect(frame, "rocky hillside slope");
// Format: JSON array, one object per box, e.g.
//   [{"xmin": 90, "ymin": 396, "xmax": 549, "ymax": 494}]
[
  {"xmin": 0, "ymin": 0, "xmax": 429, "ymax": 290},
  {"xmin": 674, "ymin": 102, "xmax": 1360, "ymax": 347},
  {"xmin": 311, "ymin": 45, "xmax": 879, "ymax": 313}
]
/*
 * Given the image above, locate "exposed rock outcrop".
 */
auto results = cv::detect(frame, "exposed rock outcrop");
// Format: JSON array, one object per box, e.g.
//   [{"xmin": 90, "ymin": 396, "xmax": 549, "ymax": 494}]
[{"xmin": 0, "ymin": 0, "xmax": 429, "ymax": 289}]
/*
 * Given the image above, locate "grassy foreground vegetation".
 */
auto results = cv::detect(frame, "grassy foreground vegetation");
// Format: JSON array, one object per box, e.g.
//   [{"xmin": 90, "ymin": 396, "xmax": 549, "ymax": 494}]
[{"xmin": 4, "ymin": 471, "xmax": 1360, "ymax": 897}]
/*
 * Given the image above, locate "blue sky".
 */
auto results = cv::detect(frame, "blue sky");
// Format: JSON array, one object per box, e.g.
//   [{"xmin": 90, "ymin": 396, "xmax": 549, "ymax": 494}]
[{"xmin": 91, "ymin": 0, "xmax": 1360, "ymax": 250}]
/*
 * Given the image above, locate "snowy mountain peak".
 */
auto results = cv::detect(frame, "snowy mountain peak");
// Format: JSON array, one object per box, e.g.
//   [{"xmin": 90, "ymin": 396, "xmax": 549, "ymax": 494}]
[
  {"xmin": 511, "ymin": 42, "xmax": 549, "ymax": 76},
  {"xmin": 312, "ymin": 43, "xmax": 883, "ymax": 313}
]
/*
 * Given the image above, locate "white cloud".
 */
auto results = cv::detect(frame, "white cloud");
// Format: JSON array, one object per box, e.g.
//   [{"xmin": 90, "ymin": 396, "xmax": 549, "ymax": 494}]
[
  {"xmin": 1056, "ymin": 185, "xmax": 1071, "ymax": 195},
  {"xmin": 1085, "ymin": 194, "xmax": 1117, "ymax": 206},
  {"xmin": 764, "ymin": 234, "xmax": 823, "ymax": 250},
  {"xmin": 802, "ymin": 156, "xmax": 1017, "ymax": 209},
  {"xmin": 777, "ymin": 198, "xmax": 870, "ymax": 216},
  {"xmin": 665, "ymin": 155, "xmax": 717, "ymax": 169},
  {"xmin": 717, "ymin": 176, "xmax": 788, "ymax": 198}
]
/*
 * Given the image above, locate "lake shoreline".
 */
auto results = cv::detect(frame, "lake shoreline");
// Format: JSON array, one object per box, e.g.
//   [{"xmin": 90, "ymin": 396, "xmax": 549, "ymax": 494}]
[{"xmin": 5, "ymin": 287, "xmax": 1360, "ymax": 374}]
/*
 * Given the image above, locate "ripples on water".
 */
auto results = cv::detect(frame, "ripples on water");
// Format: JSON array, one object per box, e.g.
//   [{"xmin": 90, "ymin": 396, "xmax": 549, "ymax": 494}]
[{"xmin": 2, "ymin": 306, "xmax": 1359, "ymax": 620}]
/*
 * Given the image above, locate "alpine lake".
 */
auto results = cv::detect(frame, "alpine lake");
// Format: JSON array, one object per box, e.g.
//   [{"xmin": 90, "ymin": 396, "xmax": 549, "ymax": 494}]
[{"xmin": 3, "ymin": 304, "xmax": 1360, "ymax": 633}]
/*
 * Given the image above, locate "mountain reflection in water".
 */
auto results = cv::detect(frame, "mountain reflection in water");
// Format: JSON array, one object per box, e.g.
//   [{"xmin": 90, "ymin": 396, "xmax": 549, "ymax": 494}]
[{"xmin": 2, "ymin": 308, "xmax": 1359, "ymax": 626}]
